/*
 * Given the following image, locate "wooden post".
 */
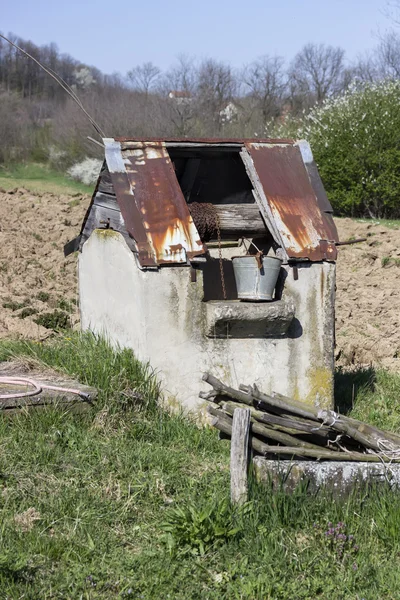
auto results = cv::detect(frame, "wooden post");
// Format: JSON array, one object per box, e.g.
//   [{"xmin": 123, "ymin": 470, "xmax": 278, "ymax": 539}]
[{"xmin": 230, "ymin": 407, "xmax": 251, "ymax": 505}]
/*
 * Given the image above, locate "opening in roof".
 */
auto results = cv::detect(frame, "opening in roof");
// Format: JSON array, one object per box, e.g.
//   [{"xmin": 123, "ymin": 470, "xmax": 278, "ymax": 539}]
[
  {"xmin": 166, "ymin": 144, "xmax": 279, "ymax": 301},
  {"xmin": 167, "ymin": 146, "xmax": 255, "ymax": 206}
]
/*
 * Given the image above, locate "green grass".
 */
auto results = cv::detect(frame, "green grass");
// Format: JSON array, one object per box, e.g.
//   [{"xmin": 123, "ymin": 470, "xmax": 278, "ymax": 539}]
[
  {"xmin": 1, "ymin": 334, "xmax": 400, "ymax": 598},
  {"xmin": 353, "ymin": 217, "xmax": 400, "ymax": 230},
  {"xmin": 0, "ymin": 163, "xmax": 92, "ymax": 195},
  {"xmin": 381, "ymin": 256, "xmax": 400, "ymax": 268}
]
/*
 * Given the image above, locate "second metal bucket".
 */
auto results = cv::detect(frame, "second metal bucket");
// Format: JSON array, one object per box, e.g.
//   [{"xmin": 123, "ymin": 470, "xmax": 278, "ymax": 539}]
[{"xmin": 232, "ymin": 255, "xmax": 283, "ymax": 301}]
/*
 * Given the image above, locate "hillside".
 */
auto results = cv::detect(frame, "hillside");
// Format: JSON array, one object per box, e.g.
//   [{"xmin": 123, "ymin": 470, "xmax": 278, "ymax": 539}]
[{"xmin": 0, "ymin": 188, "xmax": 399, "ymax": 371}]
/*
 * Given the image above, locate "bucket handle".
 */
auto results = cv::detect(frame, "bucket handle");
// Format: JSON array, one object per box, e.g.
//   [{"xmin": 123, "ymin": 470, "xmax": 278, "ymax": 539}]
[{"xmin": 241, "ymin": 238, "xmax": 263, "ymax": 270}]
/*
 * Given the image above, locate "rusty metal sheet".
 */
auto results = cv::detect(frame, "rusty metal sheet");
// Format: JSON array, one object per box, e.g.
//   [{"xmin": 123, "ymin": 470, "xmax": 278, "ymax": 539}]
[
  {"xmin": 104, "ymin": 139, "xmax": 157, "ymax": 267},
  {"xmin": 296, "ymin": 140, "xmax": 334, "ymax": 214},
  {"xmin": 121, "ymin": 142, "xmax": 205, "ymax": 265},
  {"xmin": 243, "ymin": 143, "xmax": 338, "ymax": 261}
]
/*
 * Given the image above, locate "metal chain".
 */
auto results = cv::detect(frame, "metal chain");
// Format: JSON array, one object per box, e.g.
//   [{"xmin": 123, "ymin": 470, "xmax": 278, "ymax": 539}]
[
  {"xmin": 189, "ymin": 202, "xmax": 227, "ymax": 300},
  {"xmin": 215, "ymin": 213, "xmax": 227, "ymax": 300}
]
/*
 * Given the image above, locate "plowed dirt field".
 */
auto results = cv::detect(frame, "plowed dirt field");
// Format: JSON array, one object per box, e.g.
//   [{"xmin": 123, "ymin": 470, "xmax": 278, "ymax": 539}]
[{"xmin": 1, "ymin": 189, "xmax": 399, "ymax": 371}]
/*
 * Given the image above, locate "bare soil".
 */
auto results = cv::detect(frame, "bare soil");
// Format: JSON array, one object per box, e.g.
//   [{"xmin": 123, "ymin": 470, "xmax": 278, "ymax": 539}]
[
  {"xmin": 335, "ymin": 217, "xmax": 400, "ymax": 370},
  {"xmin": 0, "ymin": 189, "xmax": 399, "ymax": 370},
  {"xmin": 0, "ymin": 189, "xmax": 84, "ymax": 339}
]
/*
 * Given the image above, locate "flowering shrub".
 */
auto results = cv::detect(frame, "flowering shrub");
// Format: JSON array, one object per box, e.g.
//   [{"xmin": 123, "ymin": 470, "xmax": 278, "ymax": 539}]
[
  {"xmin": 272, "ymin": 80, "xmax": 400, "ymax": 217},
  {"xmin": 67, "ymin": 157, "xmax": 102, "ymax": 186},
  {"xmin": 312, "ymin": 521, "xmax": 359, "ymax": 570}
]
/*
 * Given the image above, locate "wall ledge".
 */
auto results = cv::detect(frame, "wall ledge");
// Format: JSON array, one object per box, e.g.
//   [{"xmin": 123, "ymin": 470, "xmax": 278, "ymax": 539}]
[
  {"xmin": 253, "ymin": 457, "xmax": 400, "ymax": 496},
  {"xmin": 204, "ymin": 299, "xmax": 295, "ymax": 338}
]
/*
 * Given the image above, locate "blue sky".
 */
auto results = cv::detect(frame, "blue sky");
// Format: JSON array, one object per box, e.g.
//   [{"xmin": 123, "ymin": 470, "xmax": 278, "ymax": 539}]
[{"xmin": 1, "ymin": 0, "xmax": 393, "ymax": 75}]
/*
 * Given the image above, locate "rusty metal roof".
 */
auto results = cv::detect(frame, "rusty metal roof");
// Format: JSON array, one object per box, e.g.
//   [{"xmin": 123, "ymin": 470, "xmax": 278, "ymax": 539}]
[
  {"xmin": 105, "ymin": 139, "xmax": 205, "ymax": 267},
  {"xmin": 103, "ymin": 137, "xmax": 338, "ymax": 266},
  {"xmin": 242, "ymin": 142, "xmax": 338, "ymax": 262}
]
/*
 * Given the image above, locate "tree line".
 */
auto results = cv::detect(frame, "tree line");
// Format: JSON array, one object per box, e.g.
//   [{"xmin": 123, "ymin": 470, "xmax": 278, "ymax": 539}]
[{"xmin": 2, "ymin": 28, "xmax": 400, "ymax": 165}]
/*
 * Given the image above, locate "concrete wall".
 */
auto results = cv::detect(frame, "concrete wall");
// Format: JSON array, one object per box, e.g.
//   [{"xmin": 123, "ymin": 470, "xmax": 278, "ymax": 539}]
[{"xmin": 79, "ymin": 229, "xmax": 336, "ymax": 416}]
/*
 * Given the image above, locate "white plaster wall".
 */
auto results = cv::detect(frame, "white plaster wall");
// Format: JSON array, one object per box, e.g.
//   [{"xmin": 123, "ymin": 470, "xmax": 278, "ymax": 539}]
[{"xmin": 79, "ymin": 229, "xmax": 336, "ymax": 415}]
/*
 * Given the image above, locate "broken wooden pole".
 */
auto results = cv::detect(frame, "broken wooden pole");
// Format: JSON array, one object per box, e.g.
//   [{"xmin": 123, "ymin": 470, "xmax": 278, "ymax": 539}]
[
  {"xmin": 230, "ymin": 407, "xmax": 251, "ymax": 505},
  {"xmin": 203, "ymin": 373, "xmax": 253, "ymax": 405}
]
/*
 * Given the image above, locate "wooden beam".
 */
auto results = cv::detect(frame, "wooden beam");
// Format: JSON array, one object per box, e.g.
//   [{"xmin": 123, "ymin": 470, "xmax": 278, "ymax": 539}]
[
  {"xmin": 240, "ymin": 149, "xmax": 286, "ymax": 253},
  {"xmin": 230, "ymin": 407, "xmax": 251, "ymax": 505},
  {"xmin": 0, "ymin": 376, "xmax": 96, "ymax": 414},
  {"xmin": 92, "ymin": 197, "xmax": 267, "ymax": 235},
  {"xmin": 213, "ymin": 204, "xmax": 266, "ymax": 234}
]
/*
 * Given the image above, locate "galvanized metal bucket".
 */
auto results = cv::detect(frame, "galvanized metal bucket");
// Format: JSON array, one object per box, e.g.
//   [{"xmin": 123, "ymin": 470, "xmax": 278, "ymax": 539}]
[{"xmin": 232, "ymin": 255, "xmax": 283, "ymax": 301}]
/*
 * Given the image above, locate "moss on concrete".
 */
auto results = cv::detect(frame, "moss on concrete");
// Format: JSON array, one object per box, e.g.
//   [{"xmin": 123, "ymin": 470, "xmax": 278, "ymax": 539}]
[
  {"xmin": 94, "ymin": 228, "xmax": 121, "ymax": 240},
  {"xmin": 305, "ymin": 366, "xmax": 333, "ymax": 409}
]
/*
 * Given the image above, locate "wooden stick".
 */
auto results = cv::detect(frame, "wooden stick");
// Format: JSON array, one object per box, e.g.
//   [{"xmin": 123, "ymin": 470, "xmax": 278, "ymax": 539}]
[
  {"xmin": 199, "ymin": 390, "xmax": 218, "ymax": 401},
  {"xmin": 258, "ymin": 446, "xmax": 398, "ymax": 462},
  {"xmin": 253, "ymin": 387, "xmax": 400, "ymax": 451},
  {"xmin": 343, "ymin": 414, "xmax": 400, "ymax": 447},
  {"xmin": 211, "ymin": 416, "xmax": 399, "ymax": 462},
  {"xmin": 206, "ymin": 374, "xmax": 400, "ymax": 454},
  {"xmin": 314, "ymin": 414, "xmax": 381, "ymax": 452},
  {"xmin": 251, "ymin": 421, "xmax": 326, "ymax": 450},
  {"xmin": 230, "ymin": 408, "xmax": 251, "ymax": 505},
  {"xmin": 220, "ymin": 402, "xmax": 328, "ymax": 450},
  {"xmin": 221, "ymin": 400, "xmax": 332, "ymax": 440},
  {"xmin": 207, "ymin": 403, "xmax": 230, "ymax": 420},
  {"xmin": 203, "ymin": 373, "xmax": 254, "ymax": 405},
  {"xmin": 249, "ymin": 386, "xmax": 320, "ymax": 421},
  {"xmin": 210, "ymin": 407, "xmax": 338, "ymax": 456}
]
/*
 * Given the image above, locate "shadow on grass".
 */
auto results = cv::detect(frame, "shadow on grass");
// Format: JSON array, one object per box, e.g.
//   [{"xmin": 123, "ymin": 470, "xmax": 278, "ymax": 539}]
[{"xmin": 334, "ymin": 366, "xmax": 376, "ymax": 415}]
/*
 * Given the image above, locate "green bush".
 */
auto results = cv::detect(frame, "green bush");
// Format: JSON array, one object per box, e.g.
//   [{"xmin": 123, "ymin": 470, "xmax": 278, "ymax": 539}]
[
  {"xmin": 19, "ymin": 307, "xmax": 37, "ymax": 319},
  {"xmin": 275, "ymin": 80, "xmax": 400, "ymax": 218},
  {"xmin": 36, "ymin": 291, "xmax": 50, "ymax": 303},
  {"xmin": 34, "ymin": 310, "xmax": 70, "ymax": 330}
]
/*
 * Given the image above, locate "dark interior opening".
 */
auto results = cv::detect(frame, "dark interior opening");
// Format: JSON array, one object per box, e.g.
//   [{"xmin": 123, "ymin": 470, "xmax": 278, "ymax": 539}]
[
  {"xmin": 167, "ymin": 145, "xmax": 279, "ymax": 302},
  {"xmin": 167, "ymin": 147, "xmax": 255, "ymax": 205}
]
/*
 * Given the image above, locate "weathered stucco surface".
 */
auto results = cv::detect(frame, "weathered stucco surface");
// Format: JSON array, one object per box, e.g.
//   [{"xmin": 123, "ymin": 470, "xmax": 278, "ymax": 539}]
[
  {"xmin": 253, "ymin": 457, "xmax": 400, "ymax": 496},
  {"xmin": 79, "ymin": 230, "xmax": 336, "ymax": 414}
]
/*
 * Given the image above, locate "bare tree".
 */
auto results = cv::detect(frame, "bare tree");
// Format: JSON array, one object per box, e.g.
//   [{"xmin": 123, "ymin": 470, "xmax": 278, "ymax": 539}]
[
  {"xmin": 0, "ymin": 90, "xmax": 31, "ymax": 162},
  {"xmin": 197, "ymin": 58, "xmax": 237, "ymax": 132},
  {"xmin": 127, "ymin": 61, "xmax": 161, "ymax": 95},
  {"xmin": 354, "ymin": 31, "xmax": 400, "ymax": 82},
  {"xmin": 243, "ymin": 55, "xmax": 286, "ymax": 124},
  {"xmin": 289, "ymin": 43, "xmax": 346, "ymax": 105},
  {"xmin": 161, "ymin": 54, "xmax": 197, "ymax": 96},
  {"xmin": 353, "ymin": 52, "xmax": 379, "ymax": 82},
  {"xmin": 377, "ymin": 31, "xmax": 400, "ymax": 78},
  {"xmin": 383, "ymin": 1, "xmax": 400, "ymax": 25},
  {"xmin": 161, "ymin": 55, "xmax": 198, "ymax": 136}
]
